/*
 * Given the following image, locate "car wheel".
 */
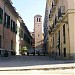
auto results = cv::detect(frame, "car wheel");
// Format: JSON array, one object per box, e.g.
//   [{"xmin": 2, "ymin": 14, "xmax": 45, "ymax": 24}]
[{"xmin": 27, "ymin": 52, "xmax": 29, "ymax": 55}]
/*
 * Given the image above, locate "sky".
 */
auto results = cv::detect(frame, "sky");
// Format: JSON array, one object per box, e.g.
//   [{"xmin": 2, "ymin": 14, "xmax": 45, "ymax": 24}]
[{"xmin": 12, "ymin": 0, "xmax": 46, "ymax": 32}]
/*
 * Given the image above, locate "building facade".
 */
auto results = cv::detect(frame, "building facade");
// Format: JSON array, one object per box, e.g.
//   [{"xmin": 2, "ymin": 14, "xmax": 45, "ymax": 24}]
[
  {"xmin": 43, "ymin": 0, "xmax": 50, "ymax": 54},
  {"xmin": 20, "ymin": 21, "xmax": 32, "ymax": 54},
  {"xmin": 34, "ymin": 15, "xmax": 42, "ymax": 51},
  {"xmin": 0, "ymin": 0, "xmax": 32, "ymax": 56},
  {"xmin": 44, "ymin": 0, "xmax": 75, "ymax": 59},
  {"xmin": 0, "ymin": 0, "xmax": 18, "ymax": 55},
  {"xmin": 30, "ymin": 32, "xmax": 35, "ymax": 48}
]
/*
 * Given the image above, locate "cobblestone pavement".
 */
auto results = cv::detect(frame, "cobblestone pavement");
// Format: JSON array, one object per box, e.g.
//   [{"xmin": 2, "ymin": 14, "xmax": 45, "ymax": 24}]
[{"xmin": 0, "ymin": 55, "xmax": 75, "ymax": 74}]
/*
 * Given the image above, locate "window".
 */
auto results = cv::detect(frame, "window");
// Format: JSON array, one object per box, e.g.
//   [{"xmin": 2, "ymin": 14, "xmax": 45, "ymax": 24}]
[
  {"xmin": 37, "ymin": 18, "xmax": 38, "ymax": 22},
  {"xmin": 4, "ymin": 13, "xmax": 10, "ymax": 28},
  {"xmin": 11, "ymin": 20, "xmax": 14, "ymax": 31},
  {"xmin": 7, "ymin": 15, "xmax": 10, "ymax": 28},
  {"xmin": 20, "ymin": 29, "xmax": 23, "ymax": 38},
  {"xmin": 13, "ymin": 21, "xmax": 15, "ymax": 32},
  {"xmin": 0, "ymin": 35, "xmax": 1, "ymax": 55},
  {"xmin": 11, "ymin": 40, "xmax": 13, "ymax": 50},
  {"xmin": 15, "ymin": 24, "xmax": 17, "ymax": 34},
  {"xmin": 11, "ymin": 20, "xmax": 13, "ymax": 31},
  {"xmin": 58, "ymin": 8, "xmax": 61, "ymax": 19},
  {"xmin": 0, "ymin": 35, "xmax": 1, "ymax": 48},
  {"xmin": 53, "ymin": 37, "xmax": 54, "ymax": 47},
  {"xmin": 58, "ymin": 30, "xmax": 60, "ymax": 56},
  {"xmin": 63, "ymin": 24, "xmax": 66, "ymax": 44},
  {"xmin": 0, "ymin": 7, "xmax": 3, "ymax": 24},
  {"xmin": 38, "ymin": 34, "xmax": 39, "ymax": 37},
  {"xmin": 64, "ymin": 48, "xmax": 66, "ymax": 57},
  {"xmin": 4, "ymin": 13, "xmax": 7, "ymax": 26},
  {"xmin": 24, "ymin": 33, "xmax": 30, "ymax": 44},
  {"xmin": 11, "ymin": 19, "xmax": 16, "ymax": 33}
]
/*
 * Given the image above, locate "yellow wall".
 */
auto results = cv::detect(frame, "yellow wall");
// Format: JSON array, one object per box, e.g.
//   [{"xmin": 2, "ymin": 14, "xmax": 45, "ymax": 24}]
[{"xmin": 45, "ymin": 0, "xmax": 75, "ymax": 59}]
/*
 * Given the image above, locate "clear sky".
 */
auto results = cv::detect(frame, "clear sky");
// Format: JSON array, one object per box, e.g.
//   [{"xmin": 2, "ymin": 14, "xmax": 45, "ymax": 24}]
[{"xmin": 12, "ymin": 0, "xmax": 46, "ymax": 32}]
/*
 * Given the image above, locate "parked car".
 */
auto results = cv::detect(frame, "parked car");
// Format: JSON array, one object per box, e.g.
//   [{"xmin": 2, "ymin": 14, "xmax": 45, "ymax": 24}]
[
  {"xmin": 27, "ymin": 48, "xmax": 35, "ymax": 55},
  {"xmin": 35, "ymin": 48, "xmax": 45, "ymax": 56}
]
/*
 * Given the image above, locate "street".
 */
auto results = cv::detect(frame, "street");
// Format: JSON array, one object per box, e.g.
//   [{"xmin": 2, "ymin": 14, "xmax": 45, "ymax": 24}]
[{"xmin": 0, "ymin": 55, "xmax": 75, "ymax": 74}]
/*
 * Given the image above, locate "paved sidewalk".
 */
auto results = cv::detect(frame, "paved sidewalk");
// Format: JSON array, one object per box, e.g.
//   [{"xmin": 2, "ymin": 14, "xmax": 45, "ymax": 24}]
[{"xmin": 0, "ymin": 63, "xmax": 75, "ymax": 71}]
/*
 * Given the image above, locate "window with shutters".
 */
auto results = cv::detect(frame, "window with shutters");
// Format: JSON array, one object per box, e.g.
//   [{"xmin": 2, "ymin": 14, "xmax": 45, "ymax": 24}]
[
  {"xmin": 15, "ymin": 24, "xmax": 17, "ymax": 34},
  {"xmin": 4, "ymin": 13, "xmax": 10, "ymax": 28},
  {"xmin": 11, "ymin": 20, "xmax": 13, "ymax": 31},
  {"xmin": 13, "ymin": 21, "xmax": 15, "ymax": 32},
  {"xmin": 0, "ymin": 7, "xmax": 3, "ymax": 24},
  {"xmin": 7, "ymin": 15, "xmax": 10, "ymax": 28},
  {"xmin": 4, "ymin": 13, "xmax": 7, "ymax": 27},
  {"xmin": 11, "ymin": 20, "xmax": 16, "ymax": 33}
]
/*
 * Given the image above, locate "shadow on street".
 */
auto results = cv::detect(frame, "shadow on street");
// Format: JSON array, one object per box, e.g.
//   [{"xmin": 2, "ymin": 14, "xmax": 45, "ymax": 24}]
[{"xmin": 0, "ymin": 55, "xmax": 75, "ymax": 67}]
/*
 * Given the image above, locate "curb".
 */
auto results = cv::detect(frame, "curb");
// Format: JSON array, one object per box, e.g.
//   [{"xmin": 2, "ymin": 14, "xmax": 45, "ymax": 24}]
[{"xmin": 0, "ymin": 66, "xmax": 75, "ymax": 71}]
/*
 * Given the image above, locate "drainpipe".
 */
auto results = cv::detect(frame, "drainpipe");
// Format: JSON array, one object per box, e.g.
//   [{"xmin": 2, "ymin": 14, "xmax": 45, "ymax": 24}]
[{"xmin": 3, "ymin": 1, "xmax": 6, "ymax": 49}]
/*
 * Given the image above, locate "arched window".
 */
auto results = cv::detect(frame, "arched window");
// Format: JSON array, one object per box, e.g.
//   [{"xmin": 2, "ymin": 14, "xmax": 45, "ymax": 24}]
[
  {"xmin": 39, "ymin": 18, "xmax": 41, "ymax": 22},
  {"xmin": 37, "ymin": 18, "xmax": 38, "ymax": 22}
]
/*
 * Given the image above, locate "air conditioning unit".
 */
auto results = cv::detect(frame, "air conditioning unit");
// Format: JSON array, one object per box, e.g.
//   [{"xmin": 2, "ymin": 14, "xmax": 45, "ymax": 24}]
[{"xmin": 60, "ymin": 6, "xmax": 65, "ymax": 15}]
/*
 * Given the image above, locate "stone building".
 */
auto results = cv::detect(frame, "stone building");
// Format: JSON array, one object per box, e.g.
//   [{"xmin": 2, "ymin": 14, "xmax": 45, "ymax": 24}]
[{"xmin": 44, "ymin": 0, "xmax": 75, "ymax": 59}]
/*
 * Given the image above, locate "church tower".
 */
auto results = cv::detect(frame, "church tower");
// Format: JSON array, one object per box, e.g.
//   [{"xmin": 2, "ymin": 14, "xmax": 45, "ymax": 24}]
[{"xmin": 34, "ymin": 15, "xmax": 42, "ymax": 51}]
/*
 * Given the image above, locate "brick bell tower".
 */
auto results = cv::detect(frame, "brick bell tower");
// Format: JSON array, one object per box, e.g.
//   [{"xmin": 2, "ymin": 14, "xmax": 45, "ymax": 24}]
[{"xmin": 34, "ymin": 14, "xmax": 42, "ymax": 51}]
